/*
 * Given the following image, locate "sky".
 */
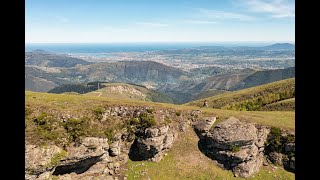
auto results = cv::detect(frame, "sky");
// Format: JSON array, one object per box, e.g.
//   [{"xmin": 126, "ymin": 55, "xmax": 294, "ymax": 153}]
[{"xmin": 26, "ymin": 0, "xmax": 295, "ymax": 43}]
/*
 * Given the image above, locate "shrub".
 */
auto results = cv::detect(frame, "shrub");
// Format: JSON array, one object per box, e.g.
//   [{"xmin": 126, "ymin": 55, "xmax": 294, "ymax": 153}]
[
  {"xmin": 175, "ymin": 111, "xmax": 181, "ymax": 116},
  {"xmin": 139, "ymin": 113, "xmax": 157, "ymax": 128},
  {"xmin": 128, "ymin": 118, "xmax": 140, "ymax": 125},
  {"xmin": 93, "ymin": 107, "xmax": 105, "ymax": 119},
  {"xmin": 50, "ymin": 150, "xmax": 67, "ymax": 166},
  {"xmin": 104, "ymin": 128, "xmax": 116, "ymax": 143},
  {"xmin": 63, "ymin": 118, "xmax": 85, "ymax": 143},
  {"xmin": 34, "ymin": 112, "xmax": 48, "ymax": 126},
  {"xmin": 146, "ymin": 108, "xmax": 154, "ymax": 114},
  {"xmin": 164, "ymin": 116, "xmax": 172, "ymax": 124},
  {"xmin": 265, "ymin": 127, "xmax": 283, "ymax": 153}
]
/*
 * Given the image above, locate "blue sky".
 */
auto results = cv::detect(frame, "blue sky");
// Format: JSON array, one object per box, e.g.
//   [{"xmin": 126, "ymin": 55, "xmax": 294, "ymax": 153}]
[{"xmin": 26, "ymin": 0, "xmax": 295, "ymax": 43}]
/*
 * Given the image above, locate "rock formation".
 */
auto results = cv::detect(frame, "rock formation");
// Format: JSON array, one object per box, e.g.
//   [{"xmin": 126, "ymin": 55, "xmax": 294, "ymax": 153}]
[
  {"xmin": 195, "ymin": 117, "xmax": 270, "ymax": 178},
  {"xmin": 130, "ymin": 125, "xmax": 176, "ymax": 162}
]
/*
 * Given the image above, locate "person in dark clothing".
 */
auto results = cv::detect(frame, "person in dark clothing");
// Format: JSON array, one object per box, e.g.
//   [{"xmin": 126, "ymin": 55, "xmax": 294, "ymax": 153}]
[{"xmin": 203, "ymin": 100, "xmax": 208, "ymax": 107}]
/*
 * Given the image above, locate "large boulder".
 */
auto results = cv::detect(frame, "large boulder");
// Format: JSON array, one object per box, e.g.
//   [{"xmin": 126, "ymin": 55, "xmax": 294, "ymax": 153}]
[
  {"xmin": 133, "ymin": 125, "xmax": 176, "ymax": 162},
  {"xmin": 199, "ymin": 117, "xmax": 269, "ymax": 178}
]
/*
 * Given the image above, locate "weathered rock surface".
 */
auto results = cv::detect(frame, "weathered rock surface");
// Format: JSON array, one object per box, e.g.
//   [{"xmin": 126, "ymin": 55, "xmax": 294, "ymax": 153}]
[
  {"xmin": 53, "ymin": 137, "xmax": 109, "ymax": 175},
  {"xmin": 268, "ymin": 152, "xmax": 283, "ymax": 166},
  {"xmin": 197, "ymin": 117, "xmax": 270, "ymax": 178},
  {"xmin": 265, "ymin": 131, "xmax": 295, "ymax": 173},
  {"xmin": 131, "ymin": 125, "xmax": 176, "ymax": 162},
  {"xmin": 194, "ymin": 116, "xmax": 217, "ymax": 135},
  {"xmin": 25, "ymin": 144, "xmax": 62, "ymax": 176},
  {"xmin": 25, "ymin": 137, "xmax": 112, "ymax": 180}
]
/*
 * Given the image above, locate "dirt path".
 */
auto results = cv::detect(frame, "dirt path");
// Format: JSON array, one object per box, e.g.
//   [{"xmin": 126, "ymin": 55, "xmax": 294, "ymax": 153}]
[{"xmin": 91, "ymin": 92, "xmax": 102, "ymax": 97}]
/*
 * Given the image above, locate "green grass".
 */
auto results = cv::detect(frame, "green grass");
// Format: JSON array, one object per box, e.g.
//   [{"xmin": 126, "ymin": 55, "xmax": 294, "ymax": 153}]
[
  {"xmin": 25, "ymin": 91, "xmax": 294, "ymax": 130},
  {"xmin": 260, "ymin": 98, "xmax": 295, "ymax": 111},
  {"xmin": 191, "ymin": 89, "xmax": 230, "ymax": 101},
  {"xmin": 186, "ymin": 78, "xmax": 295, "ymax": 111}
]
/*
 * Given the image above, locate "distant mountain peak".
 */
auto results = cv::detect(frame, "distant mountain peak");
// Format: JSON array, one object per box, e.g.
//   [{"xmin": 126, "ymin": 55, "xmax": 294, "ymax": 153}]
[
  {"xmin": 32, "ymin": 49, "xmax": 52, "ymax": 54},
  {"xmin": 263, "ymin": 43, "xmax": 294, "ymax": 50}
]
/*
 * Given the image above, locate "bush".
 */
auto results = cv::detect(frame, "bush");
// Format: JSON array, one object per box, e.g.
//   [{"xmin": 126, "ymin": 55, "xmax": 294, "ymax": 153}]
[
  {"xmin": 128, "ymin": 118, "xmax": 140, "ymax": 125},
  {"xmin": 50, "ymin": 150, "xmax": 67, "ymax": 166},
  {"xmin": 139, "ymin": 113, "xmax": 157, "ymax": 128},
  {"xmin": 104, "ymin": 128, "xmax": 114, "ymax": 144},
  {"xmin": 63, "ymin": 118, "xmax": 85, "ymax": 143},
  {"xmin": 175, "ymin": 111, "xmax": 181, "ymax": 116},
  {"xmin": 34, "ymin": 112, "xmax": 48, "ymax": 126},
  {"xmin": 265, "ymin": 127, "xmax": 283, "ymax": 153},
  {"xmin": 93, "ymin": 107, "xmax": 105, "ymax": 119},
  {"xmin": 164, "ymin": 116, "xmax": 172, "ymax": 124},
  {"xmin": 146, "ymin": 108, "xmax": 154, "ymax": 114}
]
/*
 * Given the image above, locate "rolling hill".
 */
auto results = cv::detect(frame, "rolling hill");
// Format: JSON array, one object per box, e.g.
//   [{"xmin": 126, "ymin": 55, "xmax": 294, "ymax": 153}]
[
  {"xmin": 186, "ymin": 78, "xmax": 295, "ymax": 111},
  {"xmin": 158, "ymin": 68, "xmax": 256, "ymax": 103},
  {"xmin": 85, "ymin": 83, "xmax": 177, "ymax": 104},
  {"xmin": 230, "ymin": 67, "xmax": 295, "ymax": 91},
  {"xmin": 261, "ymin": 43, "xmax": 295, "ymax": 51},
  {"xmin": 25, "ymin": 60, "xmax": 190, "ymax": 93},
  {"xmin": 25, "ymin": 50, "xmax": 91, "ymax": 68}
]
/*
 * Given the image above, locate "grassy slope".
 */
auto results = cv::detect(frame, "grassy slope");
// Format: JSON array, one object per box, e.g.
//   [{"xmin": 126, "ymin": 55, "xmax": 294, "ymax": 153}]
[
  {"xmin": 190, "ymin": 89, "xmax": 229, "ymax": 101},
  {"xmin": 260, "ymin": 98, "xmax": 295, "ymax": 111},
  {"xmin": 186, "ymin": 78, "xmax": 295, "ymax": 109},
  {"xmin": 85, "ymin": 83, "xmax": 176, "ymax": 104},
  {"xmin": 26, "ymin": 91, "xmax": 294, "ymax": 130}
]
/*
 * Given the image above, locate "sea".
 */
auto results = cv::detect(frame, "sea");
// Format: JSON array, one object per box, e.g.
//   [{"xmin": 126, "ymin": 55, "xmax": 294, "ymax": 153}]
[{"xmin": 25, "ymin": 42, "xmax": 280, "ymax": 57}]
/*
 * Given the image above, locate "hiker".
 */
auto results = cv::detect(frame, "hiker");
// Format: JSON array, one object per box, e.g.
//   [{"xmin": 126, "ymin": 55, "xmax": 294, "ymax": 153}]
[{"xmin": 203, "ymin": 100, "xmax": 208, "ymax": 107}]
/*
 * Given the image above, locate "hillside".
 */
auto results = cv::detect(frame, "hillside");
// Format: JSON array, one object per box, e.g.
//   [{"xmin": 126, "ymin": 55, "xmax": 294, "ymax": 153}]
[
  {"xmin": 158, "ymin": 68, "xmax": 256, "ymax": 103},
  {"xmin": 186, "ymin": 78, "xmax": 295, "ymax": 111},
  {"xmin": 190, "ymin": 89, "xmax": 229, "ymax": 101},
  {"xmin": 25, "ymin": 50, "xmax": 91, "ymax": 68},
  {"xmin": 25, "ymin": 74, "xmax": 58, "ymax": 92},
  {"xmin": 261, "ymin": 43, "xmax": 295, "ymax": 51},
  {"xmin": 260, "ymin": 98, "xmax": 295, "ymax": 111},
  {"xmin": 25, "ymin": 60, "xmax": 190, "ymax": 93},
  {"xmin": 25, "ymin": 91, "xmax": 294, "ymax": 179},
  {"xmin": 25, "ymin": 66, "xmax": 72, "ymax": 92},
  {"xmin": 231, "ymin": 67, "xmax": 295, "ymax": 91},
  {"xmin": 65, "ymin": 61, "xmax": 190, "ymax": 86},
  {"xmin": 85, "ymin": 83, "xmax": 177, "ymax": 104},
  {"xmin": 48, "ymin": 81, "xmax": 106, "ymax": 94}
]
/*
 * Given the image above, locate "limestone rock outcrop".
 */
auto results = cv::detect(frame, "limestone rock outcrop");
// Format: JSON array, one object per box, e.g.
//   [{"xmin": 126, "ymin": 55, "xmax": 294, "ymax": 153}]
[
  {"xmin": 197, "ymin": 117, "xmax": 270, "ymax": 178},
  {"xmin": 131, "ymin": 125, "xmax": 176, "ymax": 162}
]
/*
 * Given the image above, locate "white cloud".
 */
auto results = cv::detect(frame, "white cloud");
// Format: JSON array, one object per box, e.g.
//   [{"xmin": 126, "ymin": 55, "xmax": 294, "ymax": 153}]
[
  {"xmin": 135, "ymin": 22, "xmax": 169, "ymax": 27},
  {"xmin": 197, "ymin": 8, "xmax": 255, "ymax": 21},
  {"xmin": 184, "ymin": 20, "xmax": 218, "ymax": 24},
  {"xmin": 239, "ymin": 0, "xmax": 295, "ymax": 18}
]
